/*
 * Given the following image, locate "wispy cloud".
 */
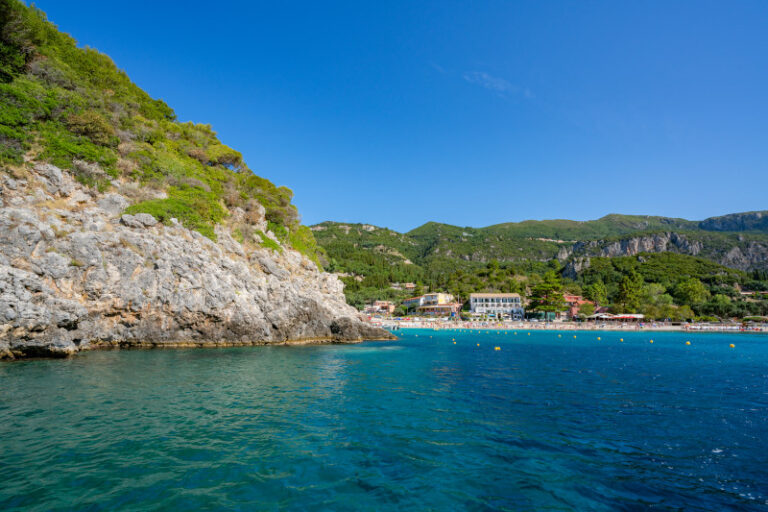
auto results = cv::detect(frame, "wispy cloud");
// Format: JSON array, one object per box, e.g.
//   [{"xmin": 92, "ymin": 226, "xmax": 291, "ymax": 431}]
[
  {"xmin": 462, "ymin": 71, "xmax": 532, "ymax": 99},
  {"xmin": 429, "ymin": 61, "xmax": 447, "ymax": 74},
  {"xmin": 463, "ymin": 71, "xmax": 515, "ymax": 92}
]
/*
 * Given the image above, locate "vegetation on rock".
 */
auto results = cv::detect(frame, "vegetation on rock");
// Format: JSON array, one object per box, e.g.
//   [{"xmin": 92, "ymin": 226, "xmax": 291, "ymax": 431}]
[{"xmin": 0, "ymin": 0, "xmax": 325, "ymax": 265}]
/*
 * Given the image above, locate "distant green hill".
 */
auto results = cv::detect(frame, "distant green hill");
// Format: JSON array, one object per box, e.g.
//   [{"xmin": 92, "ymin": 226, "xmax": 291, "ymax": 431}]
[
  {"xmin": 311, "ymin": 213, "xmax": 768, "ymax": 313},
  {"xmin": 375, "ymin": 212, "xmax": 768, "ymax": 271}
]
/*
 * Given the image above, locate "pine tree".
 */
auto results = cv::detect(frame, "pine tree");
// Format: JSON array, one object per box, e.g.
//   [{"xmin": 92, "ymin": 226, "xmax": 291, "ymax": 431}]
[
  {"xmin": 617, "ymin": 271, "xmax": 643, "ymax": 312},
  {"xmin": 528, "ymin": 271, "xmax": 566, "ymax": 315}
]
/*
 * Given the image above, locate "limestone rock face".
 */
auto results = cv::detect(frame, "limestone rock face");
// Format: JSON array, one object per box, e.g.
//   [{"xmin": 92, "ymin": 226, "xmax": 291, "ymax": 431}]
[
  {"xmin": 558, "ymin": 231, "xmax": 768, "ymax": 273},
  {"xmin": 0, "ymin": 164, "xmax": 393, "ymax": 360},
  {"xmin": 699, "ymin": 211, "xmax": 768, "ymax": 232}
]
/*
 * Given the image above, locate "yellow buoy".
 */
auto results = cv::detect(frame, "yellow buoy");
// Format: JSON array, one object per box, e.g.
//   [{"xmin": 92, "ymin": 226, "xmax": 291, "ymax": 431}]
[
  {"xmin": 650, "ymin": 340, "xmax": 654, "ymax": 344},
  {"xmin": 453, "ymin": 341, "xmax": 456, "ymax": 345},
  {"xmin": 527, "ymin": 333, "xmax": 531, "ymax": 336},
  {"xmin": 685, "ymin": 341, "xmax": 691, "ymax": 345},
  {"xmin": 558, "ymin": 334, "xmax": 561, "ymax": 338},
  {"xmin": 620, "ymin": 338, "xmax": 624, "ymax": 342},
  {"xmin": 573, "ymin": 335, "xmax": 577, "ymax": 339},
  {"xmin": 597, "ymin": 337, "xmax": 601, "ymax": 341},
  {"xmin": 730, "ymin": 343, "xmax": 735, "ymax": 348},
  {"xmin": 494, "ymin": 346, "xmax": 501, "ymax": 351}
]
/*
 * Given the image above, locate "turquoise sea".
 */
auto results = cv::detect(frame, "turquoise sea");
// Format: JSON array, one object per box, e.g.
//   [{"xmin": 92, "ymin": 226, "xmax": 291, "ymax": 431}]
[{"xmin": 1, "ymin": 329, "xmax": 767, "ymax": 511}]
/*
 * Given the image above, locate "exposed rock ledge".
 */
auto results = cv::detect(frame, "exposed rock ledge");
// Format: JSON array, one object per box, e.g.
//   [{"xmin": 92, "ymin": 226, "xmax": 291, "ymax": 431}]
[{"xmin": 0, "ymin": 164, "xmax": 394, "ymax": 360}]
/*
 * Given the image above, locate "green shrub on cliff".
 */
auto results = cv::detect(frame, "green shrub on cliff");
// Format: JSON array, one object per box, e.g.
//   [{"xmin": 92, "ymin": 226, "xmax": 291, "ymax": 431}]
[
  {"xmin": 124, "ymin": 186, "xmax": 226, "ymax": 241},
  {"xmin": 0, "ymin": 0, "xmax": 323, "ymax": 264}
]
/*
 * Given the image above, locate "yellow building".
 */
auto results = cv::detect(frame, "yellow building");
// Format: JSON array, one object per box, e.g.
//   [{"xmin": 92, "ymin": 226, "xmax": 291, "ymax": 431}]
[
  {"xmin": 421, "ymin": 293, "xmax": 454, "ymax": 306},
  {"xmin": 416, "ymin": 293, "xmax": 458, "ymax": 316}
]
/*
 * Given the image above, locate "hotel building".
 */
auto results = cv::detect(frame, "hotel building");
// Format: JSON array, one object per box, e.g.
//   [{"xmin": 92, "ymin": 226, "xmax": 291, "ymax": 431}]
[{"xmin": 469, "ymin": 293, "xmax": 524, "ymax": 320}]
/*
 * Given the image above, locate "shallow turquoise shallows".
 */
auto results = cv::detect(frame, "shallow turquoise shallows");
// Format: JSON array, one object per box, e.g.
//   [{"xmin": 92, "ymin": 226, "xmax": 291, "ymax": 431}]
[{"xmin": 2, "ymin": 330, "xmax": 767, "ymax": 511}]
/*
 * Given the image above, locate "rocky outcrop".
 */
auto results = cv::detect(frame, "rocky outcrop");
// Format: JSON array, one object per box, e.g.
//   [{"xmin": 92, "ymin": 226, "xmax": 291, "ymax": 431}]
[
  {"xmin": 719, "ymin": 243, "xmax": 768, "ymax": 271},
  {"xmin": 565, "ymin": 232, "xmax": 703, "ymax": 260},
  {"xmin": 699, "ymin": 211, "xmax": 768, "ymax": 233},
  {"xmin": 559, "ymin": 231, "xmax": 768, "ymax": 273},
  {"xmin": 562, "ymin": 256, "xmax": 591, "ymax": 280},
  {"xmin": 0, "ymin": 164, "xmax": 394, "ymax": 360}
]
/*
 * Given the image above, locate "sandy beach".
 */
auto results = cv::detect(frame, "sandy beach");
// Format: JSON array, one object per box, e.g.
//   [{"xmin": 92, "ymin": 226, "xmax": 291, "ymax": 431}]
[{"xmin": 374, "ymin": 318, "xmax": 768, "ymax": 334}]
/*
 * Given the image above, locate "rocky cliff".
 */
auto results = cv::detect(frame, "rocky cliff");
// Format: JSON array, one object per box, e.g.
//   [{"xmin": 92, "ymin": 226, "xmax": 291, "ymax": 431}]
[
  {"xmin": 698, "ymin": 211, "xmax": 768, "ymax": 232},
  {"xmin": 0, "ymin": 163, "xmax": 393, "ymax": 360},
  {"xmin": 558, "ymin": 231, "xmax": 768, "ymax": 273}
]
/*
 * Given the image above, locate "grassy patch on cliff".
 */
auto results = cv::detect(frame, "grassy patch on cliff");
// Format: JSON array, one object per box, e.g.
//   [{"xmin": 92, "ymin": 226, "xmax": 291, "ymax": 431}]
[
  {"xmin": 124, "ymin": 186, "xmax": 226, "ymax": 241},
  {"xmin": 256, "ymin": 230, "xmax": 282, "ymax": 253}
]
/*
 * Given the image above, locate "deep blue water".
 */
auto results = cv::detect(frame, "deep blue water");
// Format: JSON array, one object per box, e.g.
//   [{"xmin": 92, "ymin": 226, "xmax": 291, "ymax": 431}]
[{"xmin": 1, "ymin": 329, "xmax": 767, "ymax": 511}]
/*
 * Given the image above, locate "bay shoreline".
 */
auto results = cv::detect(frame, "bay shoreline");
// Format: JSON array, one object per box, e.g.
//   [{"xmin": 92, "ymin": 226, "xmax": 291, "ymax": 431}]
[{"xmin": 376, "ymin": 319, "xmax": 768, "ymax": 334}]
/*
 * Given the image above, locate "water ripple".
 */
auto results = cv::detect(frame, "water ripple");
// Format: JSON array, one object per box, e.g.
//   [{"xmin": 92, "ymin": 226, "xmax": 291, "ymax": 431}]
[{"xmin": 1, "ymin": 330, "xmax": 767, "ymax": 510}]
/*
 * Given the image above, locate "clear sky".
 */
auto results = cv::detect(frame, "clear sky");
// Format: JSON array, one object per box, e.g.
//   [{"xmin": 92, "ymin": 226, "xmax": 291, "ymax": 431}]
[{"xmin": 34, "ymin": 1, "xmax": 768, "ymax": 232}]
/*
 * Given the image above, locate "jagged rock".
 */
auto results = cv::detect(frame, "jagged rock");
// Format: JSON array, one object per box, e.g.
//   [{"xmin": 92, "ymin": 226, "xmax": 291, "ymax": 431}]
[
  {"xmin": 97, "ymin": 193, "xmax": 129, "ymax": 216},
  {"xmin": 133, "ymin": 213, "xmax": 158, "ymax": 226},
  {"xmin": 120, "ymin": 213, "xmax": 157, "ymax": 228},
  {"xmin": 69, "ymin": 190, "xmax": 90, "ymax": 204},
  {"xmin": 330, "ymin": 316, "xmax": 390, "ymax": 341},
  {"xmin": 1, "ymin": 164, "xmax": 394, "ymax": 360},
  {"xmin": 34, "ymin": 163, "xmax": 73, "ymax": 196},
  {"xmin": 561, "ymin": 231, "xmax": 768, "ymax": 272},
  {"xmin": 556, "ymin": 246, "xmax": 572, "ymax": 261},
  {"xmin": 562, "ymin": 256, "xmax": 590, "ymax": 280}
]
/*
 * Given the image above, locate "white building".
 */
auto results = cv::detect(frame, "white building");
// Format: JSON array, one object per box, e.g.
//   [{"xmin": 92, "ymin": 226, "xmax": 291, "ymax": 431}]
[
  {"xmin": 402, "ymin": 296, "xmax": 425, "ymax": 311},
  {"xmin": 469, "ymin": 293, "xmax": 524, "ymax": 319}
]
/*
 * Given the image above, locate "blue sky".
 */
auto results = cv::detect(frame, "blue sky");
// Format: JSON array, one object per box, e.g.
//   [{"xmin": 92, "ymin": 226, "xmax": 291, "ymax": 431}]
[{"xmin": 36, "ymin": 1, "xmax": 768, "ymax": 232}]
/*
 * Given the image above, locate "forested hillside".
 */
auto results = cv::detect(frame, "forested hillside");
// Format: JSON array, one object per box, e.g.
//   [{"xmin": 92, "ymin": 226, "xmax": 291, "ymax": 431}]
[{"xmin": 312, "ymin": 215, "xmax": 768, "ymax": 318}]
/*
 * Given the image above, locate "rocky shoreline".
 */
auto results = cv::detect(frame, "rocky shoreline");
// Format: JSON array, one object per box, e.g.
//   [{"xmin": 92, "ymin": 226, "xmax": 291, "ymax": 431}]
[{"xmin": 1, "ymin": 163, "xmax": 395, "ymax": 360}]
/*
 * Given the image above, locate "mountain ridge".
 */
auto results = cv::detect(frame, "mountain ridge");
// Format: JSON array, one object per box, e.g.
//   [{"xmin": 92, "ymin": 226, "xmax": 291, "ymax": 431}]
[
  {"xmin": 311, "ymin": 211, "xmax": 768, "ymax": 297},
  {"xmin": 316, "ymin": 210, "xmax": 768, "ymax": 239}
]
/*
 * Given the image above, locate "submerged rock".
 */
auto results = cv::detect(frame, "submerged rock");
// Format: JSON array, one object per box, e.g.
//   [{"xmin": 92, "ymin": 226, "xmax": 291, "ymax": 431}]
[{"xmin": 0, "ymin": 164, "xmax": 394, "ymax": 360}]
